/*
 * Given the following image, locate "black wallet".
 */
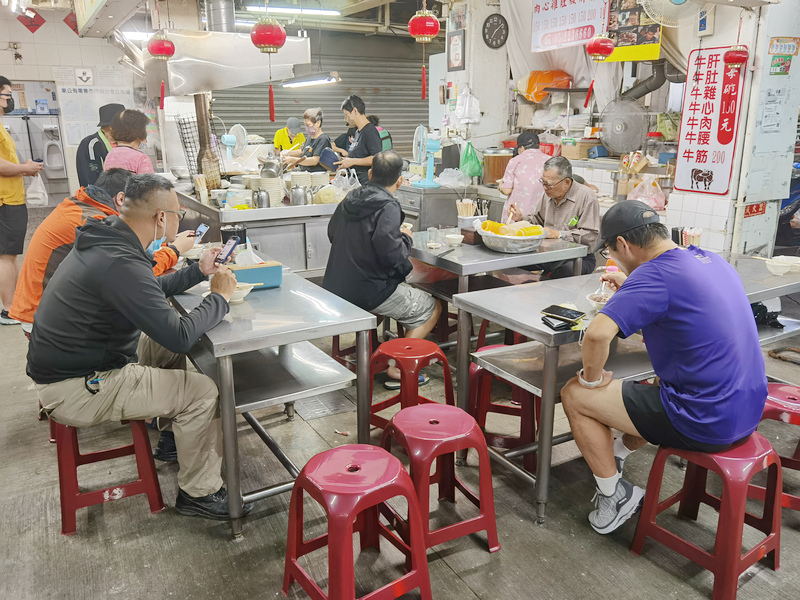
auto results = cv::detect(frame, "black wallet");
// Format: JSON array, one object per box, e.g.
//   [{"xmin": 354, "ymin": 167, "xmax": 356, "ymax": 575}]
[{"xmin": 542, "ymin": 316, "xmax": 573, "ymax": 331}]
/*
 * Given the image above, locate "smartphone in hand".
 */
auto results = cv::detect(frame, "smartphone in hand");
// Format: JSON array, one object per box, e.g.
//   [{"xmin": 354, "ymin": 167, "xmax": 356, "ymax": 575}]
[
  {"xmin": 215, "ymin": 236, "xmax": 239, "ymax": 264},
  {"xmin": 194, "ymin": 223, "xmax": 209, "ymax": 245}
]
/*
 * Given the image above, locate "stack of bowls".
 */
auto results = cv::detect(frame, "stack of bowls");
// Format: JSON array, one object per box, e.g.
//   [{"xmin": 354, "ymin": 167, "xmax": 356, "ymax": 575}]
[
  {"xmin": 291, "ymin": 172, "xmax": 312, "ymax": 188},
  {"xmin": 260, "ymin": 178, "xmax": 286, "ymax": 207},
  {"xmin": 243, "ymin": 174, "xmax": 260, "ymax": 189},
  {"xmin": 311, "ymin": 172, "xmax": 329, "ymax": 187}
]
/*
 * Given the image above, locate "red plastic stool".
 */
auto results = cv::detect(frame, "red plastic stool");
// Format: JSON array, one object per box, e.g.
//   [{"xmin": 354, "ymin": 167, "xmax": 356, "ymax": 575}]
[
  {"xmin": 55, "ymin": 419, "xmax": 165, "ymax": 535},
  {"xmin": 282, "ymin": 444, "xmax": 432, "ymax": 600},
  {"xmin": 369, "ymin": 338, "xmax": 455, "ymax": 430},
  {"xmin": 381, "ymin": 404, "xmax": 500, "ymax": 553},
  {"xmin": 631, "ymin": 433, "xmax": 782, "ymax": 600},
  {"xmin": 749, "ymin": 383, "xmax": 800, "ymax": 511},
  {"xmin": 38, "ymin": 400, "xmax": 56, "ymax": 444},
  {"xmin": 468, "ymin": 344, "xmax": 541, "ymax": 473}
]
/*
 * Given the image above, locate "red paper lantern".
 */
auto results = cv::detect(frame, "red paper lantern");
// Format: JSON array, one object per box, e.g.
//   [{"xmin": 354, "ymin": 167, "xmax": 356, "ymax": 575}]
[
  {"xmin": 250, "ymin": 18, "xmax": 287, "ymax": 54},
  {"xmin": 147, "ymin": 31, "xmax": 175, "ymax": 61},
  {"xmin": 724, "ymin": 45, "xmax": 748, "ymax": 70},
  {"xmin": 586, "ymin": 34, "xmax": 615, "ymax": 63},
  {"xmin": 408, "ymin": 10, "xmax": 440, "ymax": 43}
]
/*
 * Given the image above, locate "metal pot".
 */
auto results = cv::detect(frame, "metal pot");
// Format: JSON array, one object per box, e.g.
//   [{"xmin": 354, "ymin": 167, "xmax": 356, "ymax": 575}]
[
  {"xmin": 290, "ymin": 185, "xmax": 312, "ymax": 206},
  {"xmin": 252, "ymin": 188, "xmax": 268, "ymax": 209},
  {"xmin": 259, "ymin": 155, "xmax": 282, "ymax": 178}
]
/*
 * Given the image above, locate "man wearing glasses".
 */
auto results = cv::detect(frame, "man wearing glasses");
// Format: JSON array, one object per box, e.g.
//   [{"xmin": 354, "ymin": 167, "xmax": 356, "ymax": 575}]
[
  {"xmin": 28, "ymin": 174, "xmax": 253, "ymax": 521},
  {"xmin": 509, "ymin": 156, "xmax": 600, "ymax": 278},
  {"xmin": 0, "ymin": 76, "xmax": 44, "ymax": 325}
]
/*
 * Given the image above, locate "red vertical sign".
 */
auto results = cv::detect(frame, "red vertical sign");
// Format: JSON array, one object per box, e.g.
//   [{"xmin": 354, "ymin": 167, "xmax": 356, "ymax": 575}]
[{"xmin": 717, "ymin": 66, "xmax": 741, "ymax": 146}]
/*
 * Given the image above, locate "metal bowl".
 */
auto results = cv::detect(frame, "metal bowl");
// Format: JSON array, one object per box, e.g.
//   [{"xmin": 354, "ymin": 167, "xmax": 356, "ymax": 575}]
[
  {"xmin": 171, "ymin": 165, "xmax": 190, "ymax": 179},
  {"xmin": 477, "ymin": 228, "xmax": 547, "ymax": 253}
]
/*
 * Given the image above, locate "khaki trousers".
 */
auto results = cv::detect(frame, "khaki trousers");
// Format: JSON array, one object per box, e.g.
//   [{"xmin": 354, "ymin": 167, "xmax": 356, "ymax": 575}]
[{"xmin": 37, "ymin": 335, "xmax": 223, "ymax": 498}]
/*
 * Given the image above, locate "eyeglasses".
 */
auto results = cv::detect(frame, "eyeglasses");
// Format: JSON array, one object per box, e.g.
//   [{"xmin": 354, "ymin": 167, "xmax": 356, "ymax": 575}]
[
  {"xmin": 599, "ymin": 245, "xmax": 611, "ymax": 260},
  {"xmin": 157, "ymin": 209, "xmax": 186, "ymax": 221},
  {"xmin": 539, "ymin": 176, "xmax": 567, "ymax": 190}
]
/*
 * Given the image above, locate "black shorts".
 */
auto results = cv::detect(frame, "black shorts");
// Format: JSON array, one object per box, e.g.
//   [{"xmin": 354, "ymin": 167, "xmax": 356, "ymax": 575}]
[
  {"xmin": 622, "ymin": 381, "xmax": 732, "ymax": 452},
  {"xmin": 0, "ymin": 204, "xmax": 28, "ymax": 255}
]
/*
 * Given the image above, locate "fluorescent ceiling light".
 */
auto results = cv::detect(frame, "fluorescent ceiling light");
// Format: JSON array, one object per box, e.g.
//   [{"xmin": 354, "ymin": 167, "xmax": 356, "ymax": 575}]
[
  {"xmin": 282, "ymin": 71, "xmax": 341, "ymax": 88},
  {"xmin": 122, "ymin": 31, "xmax": 153, "ymax": 41},
  {"xmin": 245, "ymin": 6, "xmax": 341, "ymax": 16}
]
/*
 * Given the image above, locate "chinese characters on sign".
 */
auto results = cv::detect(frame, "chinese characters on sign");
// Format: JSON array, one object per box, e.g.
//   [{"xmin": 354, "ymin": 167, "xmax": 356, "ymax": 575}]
[
  {"xmin": 674, "ymin": 47, "xmax": 745, "ymax": 196},
  {"xmin": 531, "ymin": 0, "xmax": 605, "ymax": 53},
  {"xmin": 744, "ymin": 202, "xmax": 767, "ymax": 218},
  {"xmin": 17, "ymin": 8, "xmax": 45, "ymax": 33}
]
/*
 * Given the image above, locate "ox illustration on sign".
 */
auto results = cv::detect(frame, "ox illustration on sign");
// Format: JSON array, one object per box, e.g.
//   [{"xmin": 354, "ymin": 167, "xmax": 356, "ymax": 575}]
[{"xmin": 690, "ymin": 169, "xmax": 714, "ymax": 191}]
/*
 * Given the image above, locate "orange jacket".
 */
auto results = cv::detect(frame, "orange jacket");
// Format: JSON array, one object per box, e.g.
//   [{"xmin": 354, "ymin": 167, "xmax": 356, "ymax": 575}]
[{"xmin": 9, "ymin": 187, "xmax": 178, "ymax": 324}]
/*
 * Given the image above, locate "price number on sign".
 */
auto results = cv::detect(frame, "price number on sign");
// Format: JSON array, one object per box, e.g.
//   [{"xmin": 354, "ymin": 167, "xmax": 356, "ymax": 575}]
[{"xmin": 711, "ymin": 150, "xmax": 725, "ymax": 164}]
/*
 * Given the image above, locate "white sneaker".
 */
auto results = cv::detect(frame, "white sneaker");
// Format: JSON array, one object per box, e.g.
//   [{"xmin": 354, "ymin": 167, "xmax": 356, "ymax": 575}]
[
  {"xmin": 0, "ymin": 310, "xmax": 19, "ymax": 325},
  {"xmin": 588, "ymin": 478, "xmax": 645, "ymax": 534}
]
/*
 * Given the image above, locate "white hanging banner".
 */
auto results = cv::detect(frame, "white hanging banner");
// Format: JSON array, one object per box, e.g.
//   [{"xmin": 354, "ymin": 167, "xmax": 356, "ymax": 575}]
[
  {"xmin": 531, "ymin": 0, "xmax": 605, "ymax": 53},
  {"xmin": 674, "ymin": 47, "xmax": 746, "ymax": 196}
]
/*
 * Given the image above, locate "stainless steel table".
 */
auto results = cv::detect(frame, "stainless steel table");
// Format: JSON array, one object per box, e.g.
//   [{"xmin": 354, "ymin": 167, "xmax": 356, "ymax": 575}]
[
  {"xmin": 409, "ymin": 230, "xmax": 588, "ymax": 416},
  {"xmin": 452, "ymin": 253, "xmax": 800, "ymax": 523},
  {"xmin": 173, "ymin": 271, "xmax": 376, "ymax": 536}
]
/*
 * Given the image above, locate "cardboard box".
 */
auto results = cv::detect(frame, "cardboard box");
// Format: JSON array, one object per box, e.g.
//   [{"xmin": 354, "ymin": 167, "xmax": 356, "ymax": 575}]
[{"xmin": 560, "ymin": 140, "xmax": 597, "ymax": 160}]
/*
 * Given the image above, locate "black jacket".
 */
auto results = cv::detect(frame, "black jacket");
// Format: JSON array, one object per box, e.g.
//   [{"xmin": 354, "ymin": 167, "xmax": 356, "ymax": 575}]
[
  {"xmin": 322, "ymin": 182, "xmax": 412, "ymax": 311},
  {"xmin": 76, "ymin": 132, "xmax": 109, "ymax": 188},
  {"xmin": 27, "ymin": 216, "xmax": 229, "ymax": 384}
]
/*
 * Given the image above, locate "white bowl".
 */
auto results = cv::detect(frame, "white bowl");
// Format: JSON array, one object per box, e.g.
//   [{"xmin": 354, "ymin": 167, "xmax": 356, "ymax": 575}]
[
  {"xmin": 772, "ymin": 256, "xmax": 800, "ymax": 272},
  {"xmin": 229, "ymin": 283, "xmax": 255, "ymax": 304},
  {"xmin": 586, "ymin": 292, "xmax": 611, "ymax": 312},
  {"xmin": 766, "ymin": 260, "xmax": 792, "ymax": 276},
  {"xmin": 446, "ymin": 234, "xmax": 464, "ymax": 247}
]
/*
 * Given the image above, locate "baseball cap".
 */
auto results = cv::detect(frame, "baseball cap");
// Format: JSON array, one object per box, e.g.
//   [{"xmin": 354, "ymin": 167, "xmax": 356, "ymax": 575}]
[
  {"xmin": 287, "ymin": 117, "xmax": 302, "ymax": 134},
  {"xmin": 592, "ymin": 200, "xmax": 660, "ymax": 253},
  {"xmin": 97, "ymin": 103, "xmax": 125, "ymax": 127}
]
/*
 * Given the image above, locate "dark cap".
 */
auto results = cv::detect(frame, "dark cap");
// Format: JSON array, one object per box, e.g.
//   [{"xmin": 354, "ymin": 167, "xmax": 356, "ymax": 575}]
[
  {"xmin": 592, "ymin": 200, "xmax": 660, "ymax": 253},
  {"xmin": 98, "ymin": 103, "xmax": 125, "ymax": 127}
]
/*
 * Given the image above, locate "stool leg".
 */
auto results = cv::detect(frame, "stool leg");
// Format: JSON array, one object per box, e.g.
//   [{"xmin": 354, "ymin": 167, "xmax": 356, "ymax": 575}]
[
  {"xmin": 678, "ymin": 462, "xmax": 709, "ymax": 521},
  {"xmin": 435, "ymin": 453, "xmax": 456, "ymax": 503},
  {"xmin": 711, "ymin": 477, "xmax": 748, "ymax": 600},
  {"xmin": 631, "ymin": 449, "xmax": 670, "ymax": 555},
  {"xmin": 327, "ymin": 517, "xmax": 357, "ymax": 600},
  {"xmin": 282, "ymin": 486, "xmax": 304, "ymax": 595},
  {"xmin": 55, "ymin": 425, "xmax": 80, "ymax": 536},
  {"xmin": 474, "ymin": 441, "xmax": 501, "ymax": 553},
  {"xmin": 129, "ymin": 421, "xmax": 165, "ymax": 513},
  {"xmin": 357, "ymin": 505, "xmax": 381, "ymax": 551}
]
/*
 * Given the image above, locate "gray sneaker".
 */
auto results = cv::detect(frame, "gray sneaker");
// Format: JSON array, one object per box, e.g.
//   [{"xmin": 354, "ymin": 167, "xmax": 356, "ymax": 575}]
[{"xmin": 588, "ymin": 478, "xmax": 645, "ymax": 534}]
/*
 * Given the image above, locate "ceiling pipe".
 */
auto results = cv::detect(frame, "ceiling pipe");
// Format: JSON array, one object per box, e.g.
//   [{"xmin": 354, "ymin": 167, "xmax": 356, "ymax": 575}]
[
  {"xmin": 106, "ymin": 30, "xmax": 144, "ymax": 70},
  {"xmin": 621, "ymin": 59, "xmax": 684, "ymax": 101},
  {"xmin": 207, "ymin": 0, "xmax": 236, "ymax": 32}
]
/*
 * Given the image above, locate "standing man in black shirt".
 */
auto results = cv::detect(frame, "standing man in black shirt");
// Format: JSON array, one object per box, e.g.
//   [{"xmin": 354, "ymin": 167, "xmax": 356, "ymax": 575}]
[
  {"xmin": 76, "ymin": 103, "xmax": 125, "ymax": 187},
  {"xmin": 334, "ymin": 95, "xmax": 382, "ymax": 185}
]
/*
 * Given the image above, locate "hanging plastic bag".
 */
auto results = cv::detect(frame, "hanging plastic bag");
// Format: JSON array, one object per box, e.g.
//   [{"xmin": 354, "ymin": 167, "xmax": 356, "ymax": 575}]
[
  {"xmin": 347, "ymin": 169, "xmax": 361, "ymax": 189},
  {"xmin": 459, "ymin": 142, "xmax": 481, "ymax": 178},
  {"xmin": 454, "ymin": 88, "xmax": 481, "ymax": 124},
  {"xmin": 26, "ymin": 175, "xmax": 48, "ymax": 207},
  {"xmin": 627, "ymin": 174, "xmax": 666, "ymax": 211},
  {"xmin": 332, "ymin": 170, "xmax": 351, "ymax": 192},
  {"xmin": 517, "ymin": 70, "xmax": 573, "ymax": 103}
]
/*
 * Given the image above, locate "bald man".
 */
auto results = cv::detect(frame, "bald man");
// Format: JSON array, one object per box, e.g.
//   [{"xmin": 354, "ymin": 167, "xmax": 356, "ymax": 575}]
[{"xmin": 27, "ymin": 173, "xmax": 251, "ymax": 521}]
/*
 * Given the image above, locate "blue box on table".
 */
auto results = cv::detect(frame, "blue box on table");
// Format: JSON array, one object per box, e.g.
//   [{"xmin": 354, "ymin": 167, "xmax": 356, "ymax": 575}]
[{"xmin": 228, "ymin": 261, "xmax": 283, "ymax": 289}]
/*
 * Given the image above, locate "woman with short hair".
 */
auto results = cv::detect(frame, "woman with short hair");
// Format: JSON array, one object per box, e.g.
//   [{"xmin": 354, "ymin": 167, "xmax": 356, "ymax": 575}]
[
  {"xmin": 283, "ymin": 107, "xmax": 332, "ymax": 172},
  {"xmin": 103, "ymin": 109, "xmax": 154, "ymax": 174}
]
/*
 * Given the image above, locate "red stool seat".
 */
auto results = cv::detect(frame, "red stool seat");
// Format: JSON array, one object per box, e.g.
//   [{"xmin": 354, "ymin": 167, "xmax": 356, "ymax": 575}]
[
  {"xmin": 749, "ymin": 383, "xmax": 800, "ymax": 511},
  {"xmin": 54, "ymin": 419, "xmax": 165, "ymax": 535},
  {"xmin": 369, "ymin": 338, "xmax": 455, "ymax": 430},
  {"xmin": 282, "ymin": 444, "xmax": 432, "ymax": 600},
  {"xmin": 381, "ymin": 404, "xmax": 500, "ymax": 553},
  {"xmin": 468, "ymin": 344, "xmax": 540, "ymax": 473},
  {"xmin": 631, "ymin": 433, "xmax": 781, "ymax": 600}
]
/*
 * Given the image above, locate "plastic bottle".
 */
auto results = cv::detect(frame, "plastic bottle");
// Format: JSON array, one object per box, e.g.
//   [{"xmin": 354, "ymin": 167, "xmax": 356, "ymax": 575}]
[{"xmin": 594, "ymin": 258, "xmax": 618, "ymax": 273}]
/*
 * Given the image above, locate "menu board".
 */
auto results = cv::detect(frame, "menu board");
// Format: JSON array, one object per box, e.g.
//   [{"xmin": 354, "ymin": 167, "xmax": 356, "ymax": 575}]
[
  {"xmin": 605, "ymin": 0, "xmax": 661, "ymax": 62},
  {"xmin": 531, "ymin": 0, "xmax": 606, "ymax": 53},
  {"xmin": 674, "ymin": 47, "xmax": 745, "ymax": 196}
]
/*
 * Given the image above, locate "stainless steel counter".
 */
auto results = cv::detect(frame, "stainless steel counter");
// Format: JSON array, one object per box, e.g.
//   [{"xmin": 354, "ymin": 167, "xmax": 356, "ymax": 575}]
[
  {"xmin": 395, "ymin": 186, "xmax": 476, "ymax": 231},
  {"xmin": 178, "ymin": 191, "xmax": 335, "ymax": 277}
]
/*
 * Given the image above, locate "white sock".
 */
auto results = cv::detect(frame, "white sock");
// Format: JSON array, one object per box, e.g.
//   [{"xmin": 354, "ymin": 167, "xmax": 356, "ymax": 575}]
[
  {"xmin": 595, "ymin": 472, "xmax": 621, "ymax": 497},
  {"xmin": 614, "ymin": 437, "xmax": 635, "ymax": 461}
]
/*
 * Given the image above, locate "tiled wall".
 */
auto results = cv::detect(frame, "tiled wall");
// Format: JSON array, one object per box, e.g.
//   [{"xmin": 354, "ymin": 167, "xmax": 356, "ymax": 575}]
[
  {"xmin": 0, "ymin": 9, "xmax": 125, "ymax": 79},
  {"xmin": 665, "ymin": 193, "xmax": 736, "ymax": 253},
  {"xmin": 570, "ymin": 166, "xmax": 615, "ymax": 198}
]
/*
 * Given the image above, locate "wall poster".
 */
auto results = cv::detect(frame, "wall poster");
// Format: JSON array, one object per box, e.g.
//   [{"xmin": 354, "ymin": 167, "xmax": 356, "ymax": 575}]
[
  {"xmin": 674, "ymin": 47, "xmax": 746, "ymax": 196},
  {"xmin": 531, "ymin": 0, "xmax": 605, "ymax": 53},
  {"xmin": 605, "ymin": 0, "xmax": 661, "ymax": 62}
]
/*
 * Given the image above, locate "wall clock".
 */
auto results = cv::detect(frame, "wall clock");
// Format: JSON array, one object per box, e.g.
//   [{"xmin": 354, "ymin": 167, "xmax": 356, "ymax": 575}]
[{"xmin": 482, "ymin": 14, "xmax": 508, "ymax": 49}]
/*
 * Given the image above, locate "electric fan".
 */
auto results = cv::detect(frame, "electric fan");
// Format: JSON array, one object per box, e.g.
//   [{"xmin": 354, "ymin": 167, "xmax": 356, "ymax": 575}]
[
  {"xmin": 220, "ymin": 123, "xmax": 247, "ymax": 171},
  {"xmin": 641, "ymin": 0, "xmax": 711, "ymax": 28},
  {"xmin": 411, "ymin": 125, "xmax": 441, "ymax": 189},
  {"xmin": 598, "ymin": 98, "xmax": 649, "ymax": 155}
]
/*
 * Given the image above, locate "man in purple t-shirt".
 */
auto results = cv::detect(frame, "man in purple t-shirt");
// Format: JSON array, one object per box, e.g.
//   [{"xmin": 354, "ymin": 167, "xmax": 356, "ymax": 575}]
[{"xmin": 561, "ymin": 201, "xmax": 767, "ymax": 535}]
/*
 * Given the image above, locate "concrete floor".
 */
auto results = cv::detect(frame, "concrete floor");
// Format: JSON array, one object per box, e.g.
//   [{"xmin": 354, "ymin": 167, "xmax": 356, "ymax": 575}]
[{"xmin": 3, "ymin": 212, "xmax": 800, "ymax": 598}]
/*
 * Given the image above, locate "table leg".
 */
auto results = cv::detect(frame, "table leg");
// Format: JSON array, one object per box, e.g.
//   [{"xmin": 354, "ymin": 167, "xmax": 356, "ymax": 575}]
[
  {"xmin": 573, "ymin": 256, "xmax": 583, "ymax": 277},
  {"xmin": 218, "ymin": 355, "xmax": 243, "ymax": 537},
  {"xmin": 535, "ymin": 344, "xmax": 559, "ymax": 524},
  {"xmin": 356, "ymin": 329, "xmax": 371, "ymax": 444},
  {"xmin": 456, "ymin": 275, "xmax": 471, "ymax": 466}
]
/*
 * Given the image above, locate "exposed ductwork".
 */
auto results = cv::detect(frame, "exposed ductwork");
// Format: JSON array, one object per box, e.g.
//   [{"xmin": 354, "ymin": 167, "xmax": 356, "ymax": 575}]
[
  {"xmin": 621, "ymin": 59, "xmax": 686, "ymax": 101},
  {"xmin": 206, "ymin": 0, "xmax": 235, "ymax": 33},
  {"xmin": 106, "ymin": 30, "xmax": 144, "ymax": 71}
]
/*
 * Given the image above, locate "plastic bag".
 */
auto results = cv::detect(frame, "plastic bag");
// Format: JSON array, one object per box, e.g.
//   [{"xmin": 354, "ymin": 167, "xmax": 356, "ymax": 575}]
[
  {"xmin": 517, "ymin": 70, "xmax": 573, "ymax": 103},
  {"xmin": 332, "ymin": 170, "xmax": 352, "ymax": 192},
  {"xmin": 459, "ymin": 142, "xmax": 481, "ymax": 178},
  {"xmin": 347, "ymin": 169, "xmax": 361, "ymax": 189},
  {"xmin": 627, "ymin": 174, "xmax": 666, "ymax": 211},
  {"xmin": 437, "ymin": 168, "xmax": 471, "ymax": 188},
  {"xmin": 657, "ymin": 112, "xmax": 680, "ymax": 142},
  {"xmin": 454, "ymin": 88, "xmax": 481, "ymax": 124},
  {"xmin": 313, "ymin": 184, "xmax": 346, "ymax": 204},
  {"xmin": 26, "ymin": 175, "xmax": 48, "ymax": 207}
]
